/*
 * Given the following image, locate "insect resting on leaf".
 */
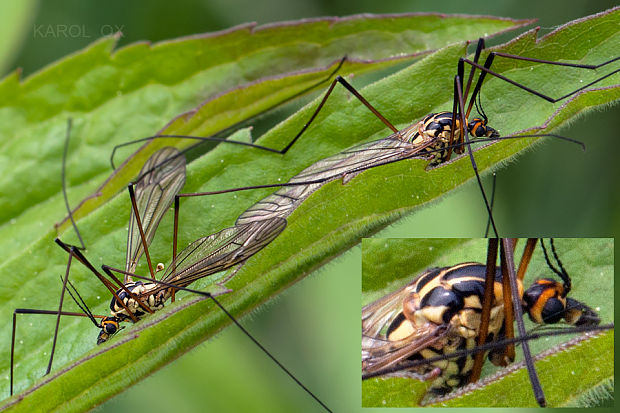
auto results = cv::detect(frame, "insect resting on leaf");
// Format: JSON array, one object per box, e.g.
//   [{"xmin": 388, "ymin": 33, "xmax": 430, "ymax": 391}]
[{"xmin": 361, "ymin": 238, "xmax": 611, "ymax": 407}]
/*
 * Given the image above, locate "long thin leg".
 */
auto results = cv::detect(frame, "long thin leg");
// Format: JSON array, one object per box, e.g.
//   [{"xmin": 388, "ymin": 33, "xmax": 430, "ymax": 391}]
[
  {"xmin": 129, "ymin": 74, "xmax": 399, "ymax": 184},
  {"xmin": 461, "ymin": 38, "xmax": 486, "ymax": 113},
  {"xmin": 516, "ymin": 238, "xmax": 538, "ymax": 281},
  {"xmin": 454, "ymin": 75, "xmax": 499, "ymax": 237},
  {"xmin": 446, "ymin": 81, "xmax": 460, "ymax": 162},
  {"xmin": 501, "ymin": 238, "xmax": 545, "ymax": 407},
  {"xmin": 280, "ymin": 75, "xmax": 399, "ymax": 154},
  {"xmin": 461, "ymin": 50, "xmax": 620, "ymax": 119},
  {"xmin": 10, "ymin": 309, "xmax": 104, "ymax": 395},
  {"xmin": 61, "ymin": 118, "xmax": 86, "ymax": 250},
  {"xmin": 499, "ymin": 240, "xmax": 516, "ymax": 365},
  {"xmin": 470, "ymin": 237, "xmax": 499, "ymax": 383},
  {"xmin": 173, "ymin": 196, "xmax": 179, "ymax": 268},
  {"xmin": 170, "ymin": 196, "xmax": 180, "ymax": 303},
  {"xmin": 483, "ymin": 173, "xmax": 497, "ymax": 238},
  {"xmin": 104, "ymin": 266, "xmax": 332, "ymax": 413},
  {"xmin": 439, "ymin": 38, "xmax": 486, "ymax": 161},
  {"xmin": 363, "ymin": 322, "xmax": 613, "ymax": 379},
  {"xmin": 45, "ymin": 251, "xmax": 73, "ymax": 375},
  {"xmin": 10, "ymin": 312, "xmax": 16, "ymax": 395},
  {"xmin": 113, "ymin": 57, "xmax": 399, "ymax": 187},
  {"xmin": 55, "ymin": 239, "xmax": 142, "ymax": 322},
  {"xmin": 110, "ymin": 57, "xmax": 351, "ymax": 169},
  {"xmin": 127, "ymin": 184, "xmax": 155, "ymax": 280}
]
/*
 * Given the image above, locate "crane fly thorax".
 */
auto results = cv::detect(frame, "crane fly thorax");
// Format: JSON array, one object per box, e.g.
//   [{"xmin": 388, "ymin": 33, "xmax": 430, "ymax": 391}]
[
  {"xmin": 392, "ymin": 264, "xmax": 516, "ymax": 338},
  {"xmin": 383, "ymin": 263, "xmax": 523, "ymax": 393},
  {"xmin": 399, "ymin": 112, "xmax": 464, "ymax": 167},
  {"xmin": 364, "ymin": 250, "xmax": 600, "ymax": 397},
  {"xmin": 398, "ymin": 111, "xmax": 500, "ymax": 168},
  {"xmin": 109, "ymin": 281, "xmax": 170, "ymax": 320},
  {"xmin": 399, "ymin": 112, "xmax": 459, "ymax": 145}
]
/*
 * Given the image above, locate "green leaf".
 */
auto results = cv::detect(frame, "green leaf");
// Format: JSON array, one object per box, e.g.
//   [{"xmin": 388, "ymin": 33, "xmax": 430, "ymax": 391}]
[
  {"xmin": 361, "ymin": 238, "xmax": 614, "ymax": 407},
  {"xmin": 0, "ymin": 13, "xmax": 528, "ymax": 404},
  {"xmin": 56, "ymin": 12, "xmax": 534, "ymax": 231},
  {"xmin": 0, "ymin": 13, "xmax": 528, "ymax": 259},
  {"xmin": 1, "ymin": 9, "xmax": 618, "ymax": 412}
]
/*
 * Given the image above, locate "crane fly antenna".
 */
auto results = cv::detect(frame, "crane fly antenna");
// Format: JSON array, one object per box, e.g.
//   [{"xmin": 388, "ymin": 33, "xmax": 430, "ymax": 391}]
[
  {"xmin": 549, "ymin": 238, "xmax": 569, "ymax": 280},
  {"xmin": 60, "ymin": 275, "xmax": 99, "ymax": 327},
  {"xmin": 61, "ymin": 119, "xmax": 86, "ymax": 250},
  {"xmin": 540, "ymin": 238, "xmax": 571, "ymax": 293}
]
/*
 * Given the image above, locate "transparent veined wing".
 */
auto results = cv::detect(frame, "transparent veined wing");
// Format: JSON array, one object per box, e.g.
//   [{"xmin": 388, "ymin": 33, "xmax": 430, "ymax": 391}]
[
  {"xmin": 362, "ymin": 275, "xmax": 419, "ymax": 338},
  {"xmin": 362, "ymin": 271, "xmax": 451, "ymax": 376},
  {"xmin": 363, "ymin": 323, "xmax": 449, "ymax": 376},
  {"xmin": 161, "ymin": 218, "xmax": 286, "ymax": 288},
  {"xmin": 237, "ymin": 135, "xmax": 424, "ymax": 225},
  {"xmin": 126, "ymin": 147, "xmax": 186, "ymax": 273},
  {"xmin": 158, "ymin": 133, "xmax": 430, "ymax": 289}
]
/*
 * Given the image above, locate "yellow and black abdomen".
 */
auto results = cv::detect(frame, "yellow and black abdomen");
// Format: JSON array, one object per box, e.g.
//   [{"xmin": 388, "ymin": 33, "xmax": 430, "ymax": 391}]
[
  {"xmin": 385, "ymin": 263, "xmax": 513, "ymax": 394},
  {"xmin": 406, "ymin": 263, "xmax": 508, "ymax": 333}
]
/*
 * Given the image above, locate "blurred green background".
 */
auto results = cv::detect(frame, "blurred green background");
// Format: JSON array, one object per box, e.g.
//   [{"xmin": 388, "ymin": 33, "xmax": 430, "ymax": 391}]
[{"xmin": 2, "ymin": 0, "xmax": 617, "ymax": 412}]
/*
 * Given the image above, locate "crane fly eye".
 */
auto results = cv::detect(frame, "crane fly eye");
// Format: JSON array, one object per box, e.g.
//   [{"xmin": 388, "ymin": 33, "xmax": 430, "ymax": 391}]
[
  {"xmin": 105, "ymin": 322, "xmax": 118, "ymax": 335},
  {"xmin": 467, "ymin": 118, "xmax": 486, "ymax": 137}
]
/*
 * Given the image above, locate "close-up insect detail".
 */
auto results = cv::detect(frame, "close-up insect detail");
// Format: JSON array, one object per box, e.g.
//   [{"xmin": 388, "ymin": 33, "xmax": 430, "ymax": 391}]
[{"xmin": 361, "ymin": 238, "xmax": 613, "ymax": 407}]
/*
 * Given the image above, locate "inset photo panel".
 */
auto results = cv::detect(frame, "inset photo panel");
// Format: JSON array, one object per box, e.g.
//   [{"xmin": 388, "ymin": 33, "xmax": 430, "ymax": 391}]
[{"xmin": 361, "ymin": 238, "xmax": 613, "ymax": 408}]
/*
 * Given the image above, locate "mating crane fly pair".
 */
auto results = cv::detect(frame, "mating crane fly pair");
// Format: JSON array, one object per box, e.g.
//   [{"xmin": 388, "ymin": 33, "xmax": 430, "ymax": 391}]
[
  {"xmin": 361, "ymin": 239, "xmax": 609, "ymax": 406},
  {"xmin": 7, "ymin": 32, "xmax": 618, "ymax": 409},
  {"xmin": 11, "ymin": 142, "xmax": 332, "ymax": 409}
]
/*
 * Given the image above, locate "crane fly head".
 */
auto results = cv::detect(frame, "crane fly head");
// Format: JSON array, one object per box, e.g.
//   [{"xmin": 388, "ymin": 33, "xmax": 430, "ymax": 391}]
[
  {"xmin": 97, "ymin": 316, "xmax": 121, "ymax": 344},
  {"xmin": 467, "ymin": 117, "xmax": 499, "ymax": 138}
]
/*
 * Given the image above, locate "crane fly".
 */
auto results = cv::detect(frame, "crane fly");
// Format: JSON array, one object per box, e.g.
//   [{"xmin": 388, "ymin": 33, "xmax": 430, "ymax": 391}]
[
  {"xmin": 80, "ymin": 32, "xmax": 618, "ymax": 307},
  {"xmin": 98, "ymin": 25, "xmax": 619, "ymax": 244},
  {"xmin": 8, "ymin": 128, "xmax": 332, "ymax": 412},
  {"xmin": 19, "ymin": 27, "xmax": 613, "ymax": 407},
  {"xmin": 361, "ymin": 238, "xmax": 613, "ymax": 407},
  {"xmin": 5, "ymin": 15, "xmax": 618, "ymax": 408},
  {"xmin": 68, "ymin": 18, "xmax": 618, "ymax": 290}
]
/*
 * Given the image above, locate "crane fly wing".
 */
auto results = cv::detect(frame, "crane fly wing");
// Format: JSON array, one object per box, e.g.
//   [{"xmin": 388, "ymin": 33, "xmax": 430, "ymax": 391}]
[
  {"xmin": 362, "ymin": 278, "xmax": 419, "ymax": 338},
  {"xmin": 154, "ymin": 136, "xmax": 430, "ymax": 290},
  {"xmin": 362, "ymin": 272, "xmax": 450, "ymax": 376},
  {"xmin": 237, "ymin": 137, "xmax": 423, "ymax": 225},
  {"xmin": 290, "ymin": 137, "xmax": 419, "ymax": 183},
  {"xmin": 126, "ymin": 147, "xmax": 186, "ymax": 273},
  {"xmin": 362, "ymin": 323, "xmax": 448, "ymax": 376},
  {"xmin": 156, "ymin": 139, "xmax": 414, "ymax": 289},
  {"xmin": 161, "ymin": 218, "xmax": 286, "ymax": 288}
]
